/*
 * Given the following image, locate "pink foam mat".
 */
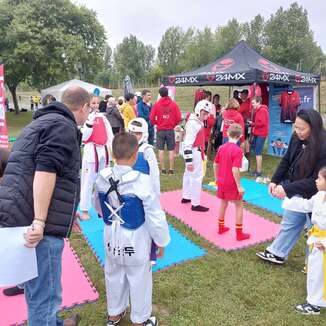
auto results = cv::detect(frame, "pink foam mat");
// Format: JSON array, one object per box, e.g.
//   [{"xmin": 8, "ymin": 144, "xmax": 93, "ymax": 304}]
[
  {"xmin": 0, "ymin": 240, "xmax": 99, "ymax": 326},
  {"xmin": 160, "ymin": 190, "xmax": 280, "ymax": 251}
]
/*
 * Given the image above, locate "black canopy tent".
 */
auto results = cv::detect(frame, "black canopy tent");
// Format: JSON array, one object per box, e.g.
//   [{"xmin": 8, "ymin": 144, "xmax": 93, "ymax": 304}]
[{"xmin": 162, "ymin": 40, "xmax": 320, "ymax": 90}]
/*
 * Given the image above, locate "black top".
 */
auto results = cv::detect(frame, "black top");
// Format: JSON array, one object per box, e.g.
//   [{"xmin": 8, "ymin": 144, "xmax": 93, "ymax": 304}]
[
  {"xmin": 271, "ymin": 134, "xmax": 326, "ymax": 198},
  {"xmin": 0, "ymin": 102, "xmax": 81, "ymax": 237}
]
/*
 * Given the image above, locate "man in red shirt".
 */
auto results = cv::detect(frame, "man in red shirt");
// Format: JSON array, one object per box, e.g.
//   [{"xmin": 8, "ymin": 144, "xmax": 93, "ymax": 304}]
[
  {"xmin": 150, "ymin": 87, "xmax": 181, "ymax": 174},
  {"xmin": 250, "ymin": 96, "xmax": 269, "ymax": 177},
  {"xmin": 213, "ymin": 123, "xmax": 250, "ymax": 241}
]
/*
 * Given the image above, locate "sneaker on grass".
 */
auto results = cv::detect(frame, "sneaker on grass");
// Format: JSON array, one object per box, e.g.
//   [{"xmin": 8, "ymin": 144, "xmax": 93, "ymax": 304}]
[
  {"xmin": 256, "ymin": 250, "xmax": 284, "ymax": 264},
  {"xmin": 295, "ymin": 302, "xmax": 320, "ymax": 315},
  {"xmin": 143, "ymin": 316, "xmax": 158, "ymax": 325}
]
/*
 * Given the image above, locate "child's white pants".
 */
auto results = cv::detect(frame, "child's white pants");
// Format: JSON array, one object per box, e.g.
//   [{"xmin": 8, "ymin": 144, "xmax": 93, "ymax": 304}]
[
  {"xmin": 105, "ymin": 258, "xmax": 152, "ymax": 323},
  {"xmin": 182, "ymin": 149, "xmax": 203, "ymax": 206}
]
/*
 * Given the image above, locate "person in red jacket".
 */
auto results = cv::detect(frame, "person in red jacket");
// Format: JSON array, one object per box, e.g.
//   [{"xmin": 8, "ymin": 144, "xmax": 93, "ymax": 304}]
[
  {"xmin": 250, "ymin": 96, "xmax": 269, "ymax": 177},
  {"xmin": 150, "ymin": 87, "xmax": 182, "ymax": 174},
  {"xmin": 221, "ymin": 98, "xmax": 245, "ymax": 145}
]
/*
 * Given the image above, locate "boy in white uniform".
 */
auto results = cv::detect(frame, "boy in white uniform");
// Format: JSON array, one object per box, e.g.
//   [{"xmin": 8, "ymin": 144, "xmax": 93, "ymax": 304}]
[
  {"xmin": 282, "ymin": 167, "xmax": 326, "ymax": 315},
  {"xmin": 128, "ymin": 117, "xmax": 160, "ymax": 199},
  {"xmin": 80, "ymin": 95, "xmax": 114, "ymax": 220},
  {"xmin": 93, "ymin": 132, "xmax": 170, "ymax": 326},
  {"xmin": 182, "ymin": 100, "xmax": 211, "ymax": 212}
]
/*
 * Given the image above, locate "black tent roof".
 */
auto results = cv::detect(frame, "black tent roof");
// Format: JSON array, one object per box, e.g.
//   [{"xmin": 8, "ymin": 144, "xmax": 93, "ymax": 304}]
[{"xmin": 162, "ymin": 40, "xmax": 320, "ymax": 87}]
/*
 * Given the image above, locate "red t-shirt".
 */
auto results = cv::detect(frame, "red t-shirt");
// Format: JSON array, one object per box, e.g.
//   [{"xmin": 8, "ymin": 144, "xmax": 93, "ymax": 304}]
[{"xmin": 214, "ymin": 142, "xmax": 243, "ymax": 193}]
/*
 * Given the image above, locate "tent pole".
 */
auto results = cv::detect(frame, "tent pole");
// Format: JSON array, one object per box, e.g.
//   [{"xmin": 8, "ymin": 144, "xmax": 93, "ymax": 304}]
[
  {"xmin": 228, "ymin": 86, "xmax": 231, "ymax": 98},
  {"xmin": 248, "ymin": 82, "xmax": 257, "ymax": 173},
  {"xmin": 318, "ymin": 83, "xmax": 321, "ymax": 113}
]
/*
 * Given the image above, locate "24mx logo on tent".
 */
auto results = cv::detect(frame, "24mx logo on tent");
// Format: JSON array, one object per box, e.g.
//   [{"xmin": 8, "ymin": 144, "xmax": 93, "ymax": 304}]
[
  {"xmin": 295, "ymin": 75, "xmax": 317, "ymax": 85},
  {"xmin": 215, "ymin": 73, "xmax": 245, "ymax": 81},
  {"xmin": 263, "ymin": 73, "xmax": 290, "ymax": 82},
  {"xmin": 174, "ymin": 76, "xmax": 198, "ymax": 84}
]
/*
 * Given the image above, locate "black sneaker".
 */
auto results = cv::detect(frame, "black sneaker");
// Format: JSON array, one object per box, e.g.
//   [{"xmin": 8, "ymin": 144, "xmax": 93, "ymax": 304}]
[
  {"xmin": 295, "ymin": 302, "xmax": 320, "ymax": 315},
  {"xmin": 143, "ymin": 316, "xmax": 158, "ymax": 326},
  {"xmin": 168, "ymin": 169, "xmax": 174, "ymax": 175},
  {"xmin": 161, "ymin": 169, "xmax": 167, "ymax": 175},
  {"xmin": 181, "ymin": 198, "xmax": 191, "ymax": 203},
  {"xmin": 256, "ymin": 250, "xmax": 284, "ymax": 265},
  {"xmin": 191, "ymin": 205, "xmax": 209, "ymax": 212},
  {"xmin": 3, "ymin": 286, "xmax": 24, "ymax": 296}
]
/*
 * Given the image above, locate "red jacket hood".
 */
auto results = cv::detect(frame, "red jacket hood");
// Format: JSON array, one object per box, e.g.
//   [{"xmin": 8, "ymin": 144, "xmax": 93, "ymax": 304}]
[
  {"xmin": 157, "ymin": 96, "xmax": 173, "ymax": 106},
  {"xmin": 256, "ymin": 104, "xmax": 268, "ymax": 112},
  {"xmin": 223, "ymin": 108, "xmax": 240, "ymax": 119}
]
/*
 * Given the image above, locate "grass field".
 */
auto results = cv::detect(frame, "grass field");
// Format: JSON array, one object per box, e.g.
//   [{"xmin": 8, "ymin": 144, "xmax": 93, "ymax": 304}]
[{"xmin": 5, "ymin": 108, "xmax": 326, "ymax": 325}]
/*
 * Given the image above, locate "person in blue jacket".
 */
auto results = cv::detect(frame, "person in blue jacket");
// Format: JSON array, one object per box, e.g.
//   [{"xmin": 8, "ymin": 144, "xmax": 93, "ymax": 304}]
[{"xmin": 137, "ymin": 90, "xmax": 154, "ymax": 145}]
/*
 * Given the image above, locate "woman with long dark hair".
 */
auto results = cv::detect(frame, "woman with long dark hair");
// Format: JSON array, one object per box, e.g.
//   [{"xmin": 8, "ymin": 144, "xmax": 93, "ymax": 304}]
[{"xmin": 257, "ymin": 109, "xmax": 326, "ymax": 264}]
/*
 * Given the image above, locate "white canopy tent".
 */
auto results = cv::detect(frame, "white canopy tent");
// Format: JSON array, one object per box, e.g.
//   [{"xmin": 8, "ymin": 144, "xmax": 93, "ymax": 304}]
[{"xmin": 40, "ymin": 79, "xmax": 112, "ymax": 101}]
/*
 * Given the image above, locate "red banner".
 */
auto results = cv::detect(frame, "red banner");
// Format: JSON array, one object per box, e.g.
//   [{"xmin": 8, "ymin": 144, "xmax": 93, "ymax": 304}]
[{"xmin": 0, "ymin": 64, "xmax": 9, "ymax": 148}]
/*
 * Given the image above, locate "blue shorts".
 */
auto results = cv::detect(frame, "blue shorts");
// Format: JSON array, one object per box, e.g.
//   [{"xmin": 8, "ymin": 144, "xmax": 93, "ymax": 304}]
[{"xmin": 251, "ymin": 136, "xmax": 266, "ymax": 155}]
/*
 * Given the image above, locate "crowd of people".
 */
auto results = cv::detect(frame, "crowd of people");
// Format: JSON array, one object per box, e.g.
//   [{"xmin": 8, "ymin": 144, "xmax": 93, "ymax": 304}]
[{"xmin": 0, "ymin": 83, "xmax": 325, "ymax": 325}]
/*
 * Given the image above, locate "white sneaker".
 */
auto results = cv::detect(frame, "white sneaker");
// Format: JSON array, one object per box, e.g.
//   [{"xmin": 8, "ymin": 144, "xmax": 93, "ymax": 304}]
[
  {"xmin": 256, "ymin": 176, "xmax": 263, "ymax": 183},
  {"xmin": 143, "ymin": 316, "xmax": 158, "ymax": 326}
]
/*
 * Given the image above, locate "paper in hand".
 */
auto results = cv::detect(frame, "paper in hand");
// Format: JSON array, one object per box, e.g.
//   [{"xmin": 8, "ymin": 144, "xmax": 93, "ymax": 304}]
[{"xmin": 0, "ymin": 227, "xmax": 38, "ymax": 286}]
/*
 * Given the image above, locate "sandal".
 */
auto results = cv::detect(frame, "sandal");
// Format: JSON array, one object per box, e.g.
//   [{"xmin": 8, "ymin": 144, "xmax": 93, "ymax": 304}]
[{"xmin": 107, "ymin": 310, "xmax": 126, "ymax": 325}]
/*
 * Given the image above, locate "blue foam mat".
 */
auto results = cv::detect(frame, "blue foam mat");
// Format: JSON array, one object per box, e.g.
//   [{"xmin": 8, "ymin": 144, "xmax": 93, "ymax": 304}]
[
  {"xmin": 203, "ymin": 178, "xmax": 283, "ymax": 216},
  {"xmin": 79, "ymin": 208, "xmax": 206, "ymax": 272}
]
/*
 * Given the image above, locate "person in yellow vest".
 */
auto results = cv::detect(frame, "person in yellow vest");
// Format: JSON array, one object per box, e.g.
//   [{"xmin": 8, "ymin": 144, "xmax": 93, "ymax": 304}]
[
  {"xmin": 282, "ymin": 166, "xmax": 326, "ymax": 315},
  {"xmin": 80, "ymin": 95, "xmax": 114, "ymax": 221},
  {"xmin": 122, "ymin": 93, "xmax": 136, "ymax": 129}
]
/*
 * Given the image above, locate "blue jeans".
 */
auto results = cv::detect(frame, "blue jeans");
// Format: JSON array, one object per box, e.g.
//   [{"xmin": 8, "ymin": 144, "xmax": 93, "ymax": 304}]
[
  {"xmin": 23, "ymin": 236, "xmax": 64, "ymax": 326},
  {"xmin": 267, "ymin": 210, "xmax": 311, "ymax": 259}
]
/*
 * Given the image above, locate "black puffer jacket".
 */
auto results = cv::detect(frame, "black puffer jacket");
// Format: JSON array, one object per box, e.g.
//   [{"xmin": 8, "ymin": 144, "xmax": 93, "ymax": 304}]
[
  {"xmin": 271, "ymin": 134, "xmax": 326, "ymax": 199},
  {"xmin": 0, "ymin": 102, "xmax": 81, "ymax": 237}
]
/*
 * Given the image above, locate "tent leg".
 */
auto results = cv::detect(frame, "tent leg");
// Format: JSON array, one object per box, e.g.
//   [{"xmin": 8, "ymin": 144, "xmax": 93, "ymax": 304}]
[
  {"xmin": 318, "ymin": 83, "xmax": 321, "ymax": 113},
  {"xmin": 228, "ymin": 86, "xmax": 231, "ymax": 98},
  {"xmin": 247, "ymin": 82, "xmax": 257, "ymax": 173}
]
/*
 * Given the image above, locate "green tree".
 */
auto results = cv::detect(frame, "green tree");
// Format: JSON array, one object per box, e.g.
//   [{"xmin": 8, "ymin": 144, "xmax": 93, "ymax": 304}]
[
  {"xmin": 158, "ymin": 26, "xmax": 193, "ymax": 74},
  {"xmin": 243, "ymin": 15, "xmax": 265, "ymax": 53},
  {"xmin": 181, "ymin": 27, "xmax": 219, "ymax": 71},
  {"xmin": 113, "ymin": 35, "xmax": 155, "ymax": 81},
  {"xmin": 104, "ymin": 44, "xmax": 113, "ymax": 70},
  {"xmin": 0, "ymin": 0, "xmax": 106, "ymax": 113},
  {"xmin": 264, "ymin": 2, "xmax": 323, "ymax": 72},
  {"xmin": 215, "ymin": 18, "xmax": 243, "ymax": 56},
  {"xmin": 146, "ymin": 64, "xmax": 164, "ymax": 85}
]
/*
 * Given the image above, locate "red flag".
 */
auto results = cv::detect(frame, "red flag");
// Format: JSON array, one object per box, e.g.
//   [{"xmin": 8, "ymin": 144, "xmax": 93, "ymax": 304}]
[{"xmin": 0, "ymin": 64, "xmax": 9, "ymax": 149}]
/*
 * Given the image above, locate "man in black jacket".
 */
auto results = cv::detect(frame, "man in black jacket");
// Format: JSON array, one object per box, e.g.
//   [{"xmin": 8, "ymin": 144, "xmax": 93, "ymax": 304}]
[{"xmin": 0, "ymin": 86, "xmax": 90, "ymax": 326}]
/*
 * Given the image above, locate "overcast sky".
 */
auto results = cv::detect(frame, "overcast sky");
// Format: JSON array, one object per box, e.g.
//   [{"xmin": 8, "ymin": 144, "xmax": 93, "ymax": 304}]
[{"xmin": 75, "ymin": 0, "xmax": 326, "ymax": 53}]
